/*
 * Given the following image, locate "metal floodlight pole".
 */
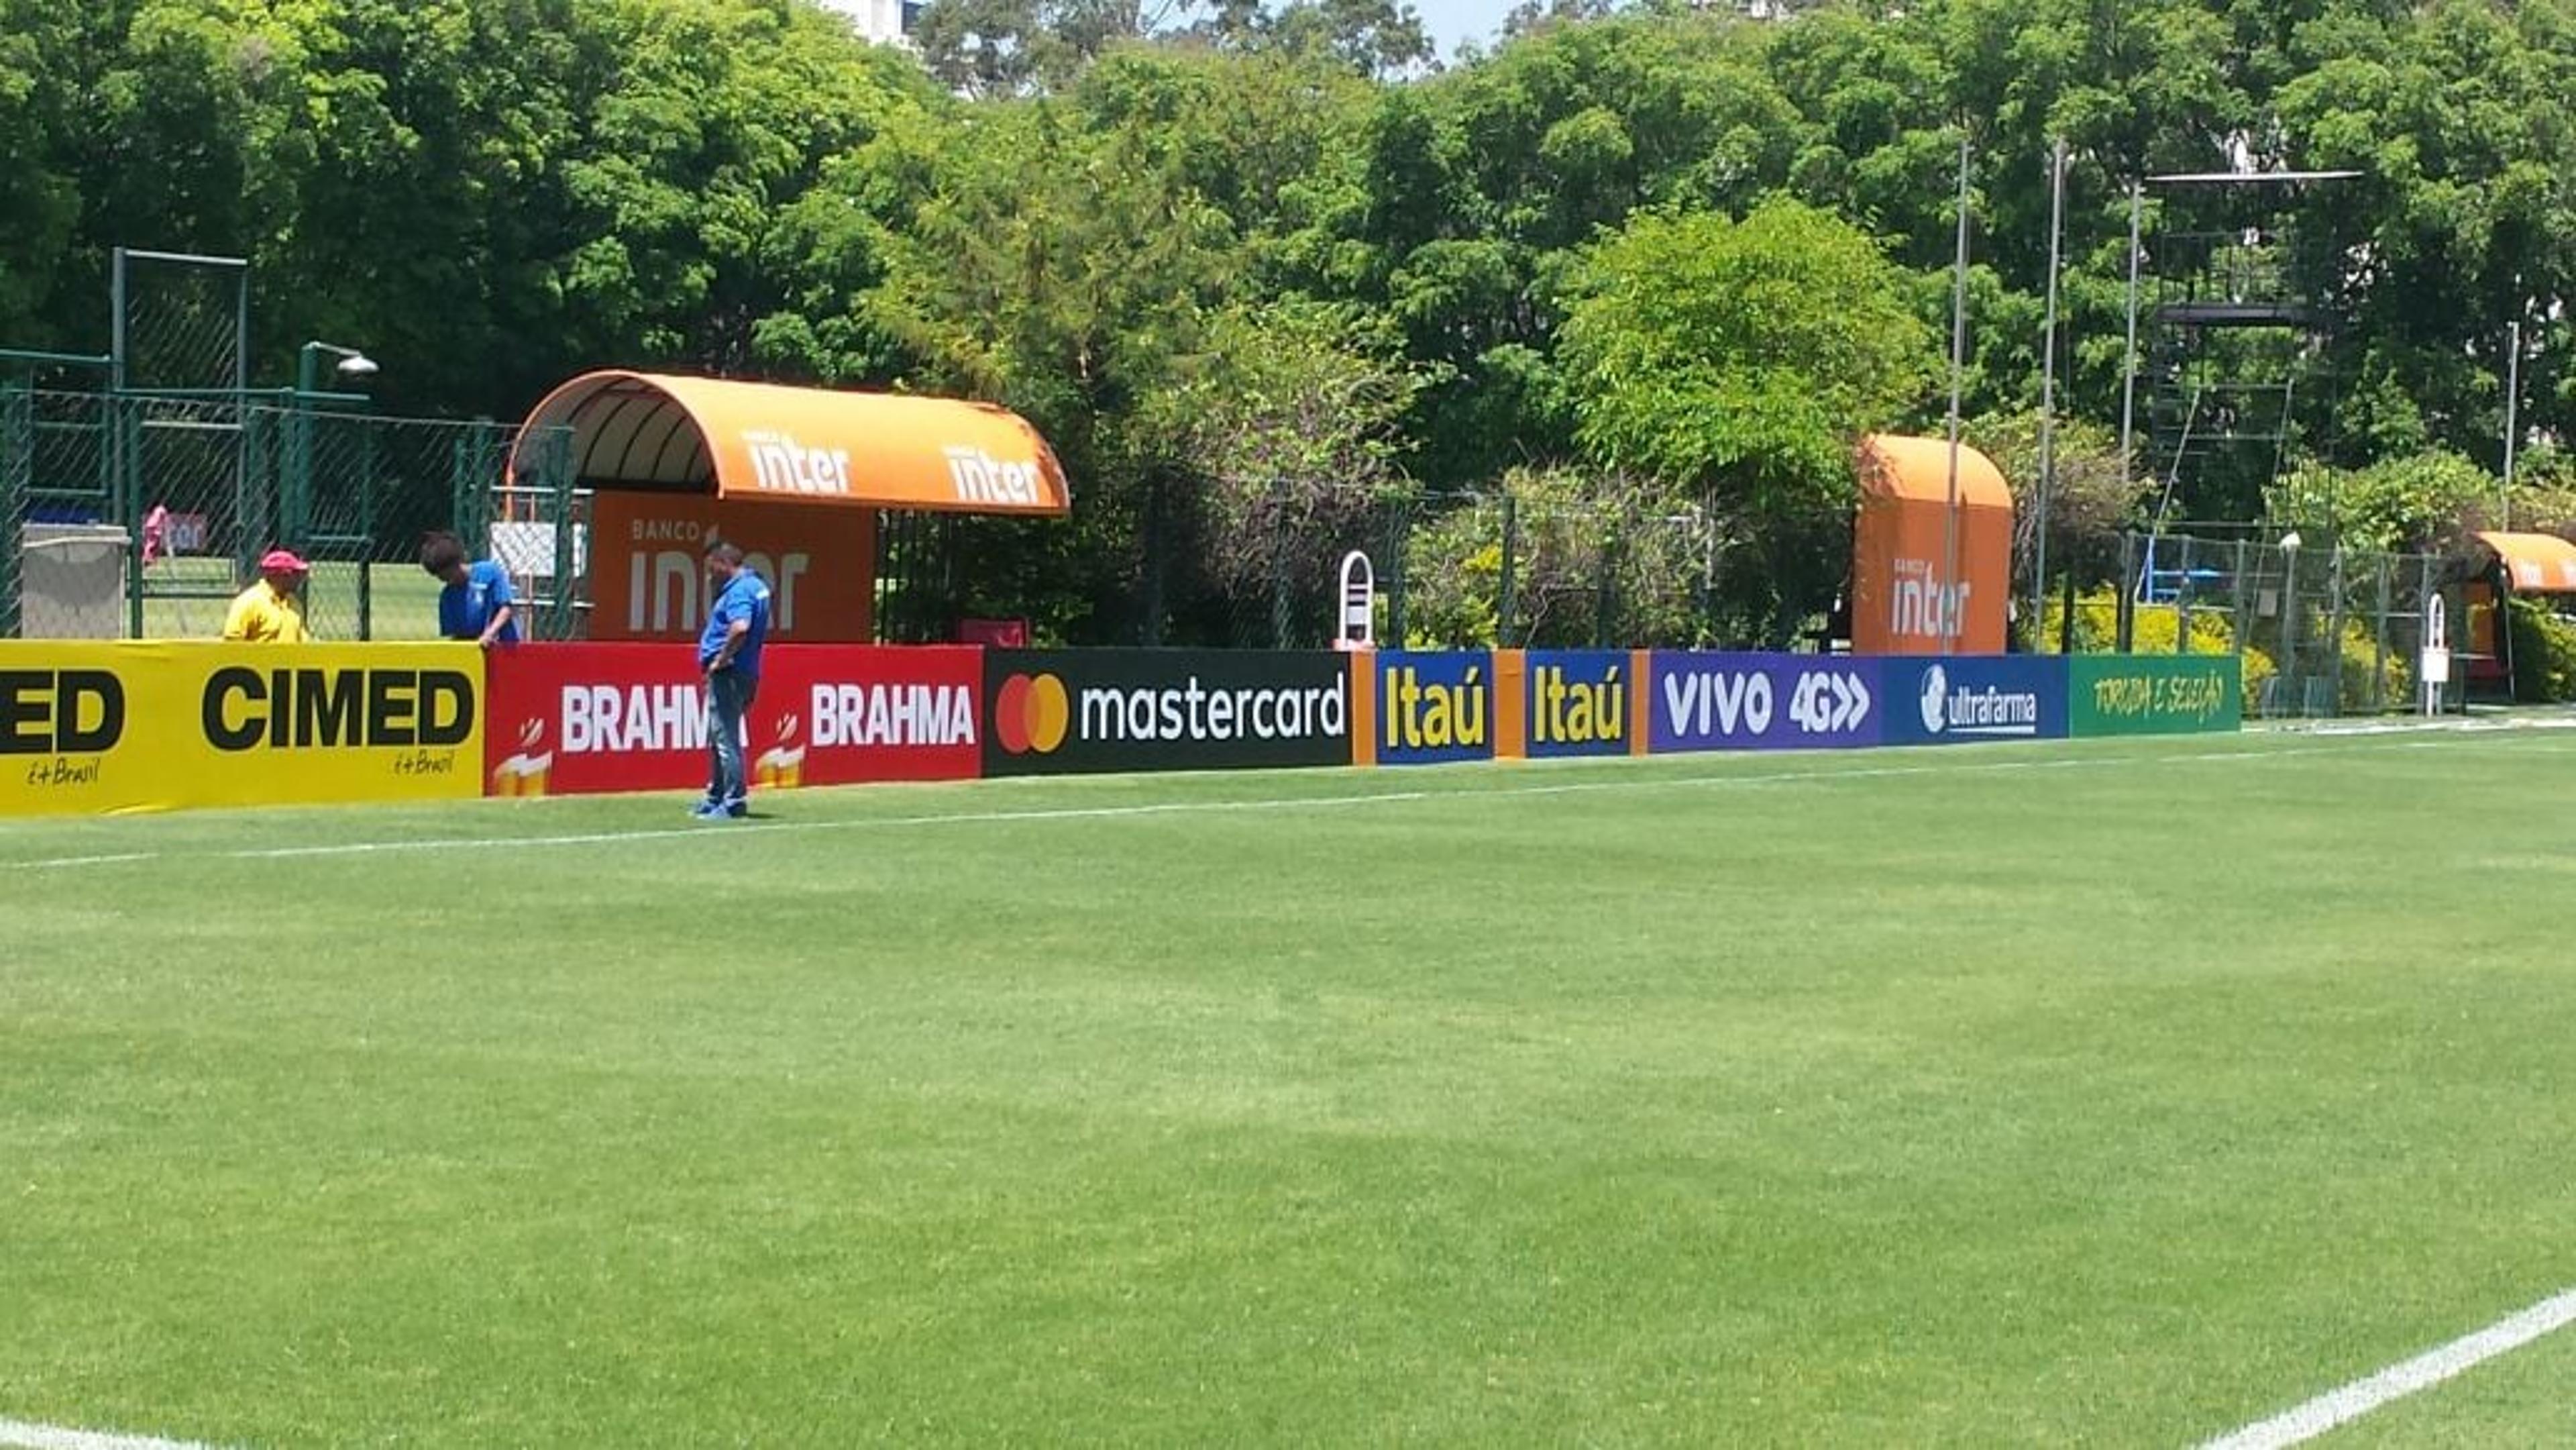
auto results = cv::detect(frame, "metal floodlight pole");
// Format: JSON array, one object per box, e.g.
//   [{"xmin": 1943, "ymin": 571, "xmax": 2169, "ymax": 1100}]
[
  {"xmin": 2034, "ymin": 138, "xmax": 2068, "ymax": 645},
  {"xmin": 109, "ymin": 248, "xmax": 139, "ymax": 636},
  {"xmin": 2503, "ymin": 319, "xmax": 2522, "ymax": 526},
  {"xmin": 1942, "ymin": 135, "xmax": 1971, "ymax": 656},
  {"xmin": 2118, "ymin": 183, "xmax": 2143, "ymax": 478},
  {"xmin": 109, "ymin": 247, "xmax": 129, "ymax": 394}
]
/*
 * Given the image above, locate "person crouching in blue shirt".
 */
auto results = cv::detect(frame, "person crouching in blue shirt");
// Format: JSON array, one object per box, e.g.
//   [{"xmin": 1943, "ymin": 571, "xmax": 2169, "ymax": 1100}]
[
  {"xmin": 696, "ymin": 540, "xmax": 773, "ymax": 820},
  {"xmin": 419, "ymin": 531, "xmax": 520, "ymax": 648}
]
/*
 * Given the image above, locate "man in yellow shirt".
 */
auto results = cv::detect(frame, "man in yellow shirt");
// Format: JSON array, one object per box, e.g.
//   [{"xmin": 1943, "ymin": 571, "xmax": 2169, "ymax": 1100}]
[{"xmin": 222, "ymin": 549, "xmax": 312, "ymax": 642}]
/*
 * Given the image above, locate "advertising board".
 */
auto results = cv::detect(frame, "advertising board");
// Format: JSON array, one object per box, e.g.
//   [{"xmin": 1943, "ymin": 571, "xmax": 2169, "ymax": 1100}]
[
  {"xmin": 1369, "ymin": 651, "xmax": 1495, "ymax": 767},
  {"xmin": 484, "ymin": 643, "xmax": 983, "ymax": 797},
  {"xmin": 2066, "ymin": 655, "xmax": 2241, "ymax": 737},
  {"xmin": 982, "ymin": 650, "xmax": 1351, "ymax": 777},
  {"xmin": 1877, "ymin": 656, "xmax": 2070, "ymax": 747},
  {"xmin": 1, "ymin": 642, "xmax": 483, "ymax": 816},
  {"xmin": 1646, "ymin": 654, "xmax": 1883, "ymax": 752}
]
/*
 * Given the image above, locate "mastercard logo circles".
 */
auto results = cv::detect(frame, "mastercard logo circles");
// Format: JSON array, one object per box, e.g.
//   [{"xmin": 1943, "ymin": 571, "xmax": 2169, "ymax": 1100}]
[{"xmin": 993, "ymin": 673, "xmax": 1070, "ymax": 754}]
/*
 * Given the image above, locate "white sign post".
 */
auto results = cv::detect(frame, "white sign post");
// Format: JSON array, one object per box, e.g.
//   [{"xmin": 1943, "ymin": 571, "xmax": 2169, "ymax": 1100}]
[
  {"xmin": 2419, "ymin": 594, "xmax": 2449, "ymax": 717},
  {"xmin": 1336, "ymin": 551, "xmax": 1375, "ymax": 652}
]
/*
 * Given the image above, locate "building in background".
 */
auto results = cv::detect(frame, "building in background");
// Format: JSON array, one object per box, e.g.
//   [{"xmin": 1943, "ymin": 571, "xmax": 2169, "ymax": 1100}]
[{"xmin": 814, "ymin": 0, "xmax": 920, "ymax": 46}]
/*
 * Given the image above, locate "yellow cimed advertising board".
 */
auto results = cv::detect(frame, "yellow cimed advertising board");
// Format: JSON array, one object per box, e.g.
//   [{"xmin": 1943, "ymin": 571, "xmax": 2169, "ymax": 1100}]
[{"xmin": 1, "ymin": 642, "xmax": 484, "ymax": 817}]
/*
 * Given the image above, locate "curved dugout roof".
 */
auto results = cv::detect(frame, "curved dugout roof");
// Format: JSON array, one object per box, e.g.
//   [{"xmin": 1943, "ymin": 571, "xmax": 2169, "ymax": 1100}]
[
  {"xmin": 1856, "ymin": 434, "xmax": 2014, "ymax": 510},
  {"xmin": 511, "ymin": 370, "xmax": 1070, "ymax": 516},
  {"xmin": 2473, "ymin": 530, "xmax": 2576, "ymax": 594}
]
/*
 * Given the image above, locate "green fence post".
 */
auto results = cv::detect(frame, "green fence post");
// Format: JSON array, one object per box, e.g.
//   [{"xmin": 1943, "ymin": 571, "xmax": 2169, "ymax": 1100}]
[
  {"xmin": 2114, "ymin": 530, "xmax": 2137, "ymax": 653},
  {"xmin": 357, "ymin": 419, "xmax": 378, "ymax": 640},
  {"xmin": 549, "ymin": 432, "xmax": 575, "ymax": 641},
  {"xmin": 448, "ymin": 433, "xmax": 468, "ymax": 549},
  {"xmin": 2174, "ymin": 535, "xmax": 2194, "ymax": 652},
  {"xmin": 285, "ymin": 399, "xmax": 312, "ymax": 562},
  {"xmin": 2371, "ymin": 555, "xmax": 2391, "ymax": 713},
  {"xmin": 2325, "ymin": 546, "xmax": 2348, "ymax": 714},
  {"xmin": 240, "ymin": 405, "xmax": 274, "ymax": 591},
  {"xmin": 1497, "ymin": 492, "xmax": 1519, "ymax": 649},
  {"xmin": 2232, "ymin": 539, "xmax": 2250, "ymax": 658},
  {"xmin": 2280, "ymin": 545, "xmax": 2301, "ymax": 716},
  {"xmin": 119, "ymin": 396, "xmax": 144, "ymax": 640},
  {"xmin": 1, "ymin": 382, "xmax": 28, "ymax": 639},
  {"xmin": 463, "ymin": 422, "xmax": 502, "ymax": 546}
]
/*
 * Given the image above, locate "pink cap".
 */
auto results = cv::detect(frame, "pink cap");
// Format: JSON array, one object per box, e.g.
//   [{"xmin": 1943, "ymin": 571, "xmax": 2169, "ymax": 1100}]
[{"xmin": 258, "ymin": 549, "xmax": 310, "ymax": 574}]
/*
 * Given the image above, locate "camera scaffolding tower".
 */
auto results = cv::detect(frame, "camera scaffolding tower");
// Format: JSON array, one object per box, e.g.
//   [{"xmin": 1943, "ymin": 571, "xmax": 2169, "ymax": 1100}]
[{"xmin": 2118, "ymin": 170, "xmax": 2359, "ymax": 545}]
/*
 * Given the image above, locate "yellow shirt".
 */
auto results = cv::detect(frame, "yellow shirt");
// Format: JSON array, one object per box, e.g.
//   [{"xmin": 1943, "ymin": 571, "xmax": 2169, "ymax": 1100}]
[{"xmin": 222, "ymin": 580, "xmax": 310, "ymax": 643}]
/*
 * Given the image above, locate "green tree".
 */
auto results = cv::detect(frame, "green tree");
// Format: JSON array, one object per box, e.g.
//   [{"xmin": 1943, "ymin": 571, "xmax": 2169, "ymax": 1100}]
[
  {"xmin": 2264, "ymin": 449, "xmax": 2500, "ymax": 553},
  {"xmin": 2275, "ymin": 0, "xmax": 2576, "ymax": 469},
  {"xmin": 1133, "ymin": 299, "xmax": 1426, "ymax": 640},
  {"xmin": 1556, "ymin": 196, "xmax": 1938, "ymax": 639}
]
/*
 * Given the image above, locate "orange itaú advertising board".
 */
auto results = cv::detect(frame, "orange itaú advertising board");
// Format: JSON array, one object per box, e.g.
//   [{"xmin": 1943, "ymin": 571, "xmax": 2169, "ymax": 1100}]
[
  {"xmin": 588, "ymin": 491, "xmax": 877, "ymax": 644},
  {"xmin": 1849, "ymin": 434, "xmax": 2014, "ymax": 656}
]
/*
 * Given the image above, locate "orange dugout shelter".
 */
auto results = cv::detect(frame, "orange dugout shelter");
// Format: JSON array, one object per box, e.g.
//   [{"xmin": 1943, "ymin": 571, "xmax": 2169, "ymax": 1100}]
[
  {"xmin": 2471, "ymin": 531, "xmax": 2576, "ymax": 597},
  {"xmin": 2460, "ymin": 530, "xmax": 2576, "ymax": 689},
  {"xmin": 506, "ymin": 371, "xmax": 1069, "ymax": 643}
]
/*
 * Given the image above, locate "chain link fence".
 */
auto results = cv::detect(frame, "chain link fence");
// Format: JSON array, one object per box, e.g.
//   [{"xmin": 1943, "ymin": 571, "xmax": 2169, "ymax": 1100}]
[
  {"xmin": 2032, "ymin": 527, "xmax": 2467, "ymax": 717},
  {"xmin": 1108, "ymin": 483, "xmax": 1726, "ymax": 652},
  {"xmin": 2, "ymin": 386, "xmax": 555, "ymax": 641}
]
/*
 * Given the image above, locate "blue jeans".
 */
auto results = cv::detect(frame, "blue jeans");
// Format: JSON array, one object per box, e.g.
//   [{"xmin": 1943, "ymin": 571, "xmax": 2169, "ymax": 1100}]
[{"xmin": 704, "ymin": 668, "xmax": 756, "ymax": 808}]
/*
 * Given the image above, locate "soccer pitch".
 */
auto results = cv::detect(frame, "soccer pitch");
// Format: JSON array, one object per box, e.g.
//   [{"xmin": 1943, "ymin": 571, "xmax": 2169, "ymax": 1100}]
[{"xmin": 4, "ymin": 729, "xmax": 2574, "ymax": 1447}]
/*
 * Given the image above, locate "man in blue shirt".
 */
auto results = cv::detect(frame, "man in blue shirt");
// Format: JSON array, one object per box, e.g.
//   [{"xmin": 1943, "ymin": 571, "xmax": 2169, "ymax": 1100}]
[
  {"xmin": 695, "ymin": 539, "xmax": 773, "ymax": 819},
  {"xmin": 419, "ymin": 531, "xmax": 520, "ymax": 648}
]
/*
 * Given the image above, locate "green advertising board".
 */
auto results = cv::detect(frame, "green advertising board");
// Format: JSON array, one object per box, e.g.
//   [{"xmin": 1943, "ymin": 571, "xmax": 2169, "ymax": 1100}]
[{"xmin": 2068, "ymin": 654, "xmax": 2242, "ymax": 737}]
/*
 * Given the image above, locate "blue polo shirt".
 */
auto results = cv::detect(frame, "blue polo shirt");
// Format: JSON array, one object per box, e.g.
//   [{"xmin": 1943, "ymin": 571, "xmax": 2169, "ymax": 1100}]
[
  {"xmin": 437, "ymin": 559, "xmax": 519, "ymax": 643},
  {"xmin": 698, "ymin": 569, "xmax": 773, "ymax": 678}
]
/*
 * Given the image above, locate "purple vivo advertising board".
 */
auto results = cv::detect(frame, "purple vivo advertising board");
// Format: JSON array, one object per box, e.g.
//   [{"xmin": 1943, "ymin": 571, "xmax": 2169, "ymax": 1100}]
[{"xmin": 1647, "ymin": 654, "xmax": 1883, "ymax": 752}]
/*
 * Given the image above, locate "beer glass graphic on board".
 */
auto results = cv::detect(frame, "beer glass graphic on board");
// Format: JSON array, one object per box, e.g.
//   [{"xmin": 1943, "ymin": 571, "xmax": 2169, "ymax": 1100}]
[
  {"xmin": 755, "ymin": 713, "xmax": 805, "ymax": 789},
  {"xmin": 491, "ymin": 718, "xmax": 553, "ymax": 797}
]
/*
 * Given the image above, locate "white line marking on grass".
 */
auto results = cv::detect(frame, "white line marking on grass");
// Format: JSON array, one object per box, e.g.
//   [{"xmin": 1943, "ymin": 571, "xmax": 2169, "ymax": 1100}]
[
  {"xmin": 2200, "ymin": 1286, "xmax": 2576, "ymax": 1450},
  {"xmin": 0, "ymin": 1417, "xmax": 222, "ymax": 1450},
  {"xmin": 0, "ymin": 853, "xmax": 155, "ymax": 872},
  {"xmin": 212, "ymin": 750, "xmax": 2231, "ymax": 856},
  {"xmin": 0, "ymin": 727, "xmax": 2549, "ymax": 874},
  {"xmin": 231, "ymin": 788, "xmax": 1440, "ymax": 860}
]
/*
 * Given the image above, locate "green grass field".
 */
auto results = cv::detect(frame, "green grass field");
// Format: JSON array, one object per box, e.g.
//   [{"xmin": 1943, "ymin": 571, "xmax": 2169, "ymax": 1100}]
[{"xmin": 4, "ymin": 729, "xmax": 2575, "ymax": 1447}]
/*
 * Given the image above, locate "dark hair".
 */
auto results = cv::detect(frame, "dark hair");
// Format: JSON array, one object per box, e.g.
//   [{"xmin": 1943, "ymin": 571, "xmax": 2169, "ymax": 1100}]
[
  {"xmin": 419, "ymin": 531, "xmax": 468, "ymax": 577},
  {"xmin": 704, "ymin": 541, "xmax": 745, "ymax": 568}
]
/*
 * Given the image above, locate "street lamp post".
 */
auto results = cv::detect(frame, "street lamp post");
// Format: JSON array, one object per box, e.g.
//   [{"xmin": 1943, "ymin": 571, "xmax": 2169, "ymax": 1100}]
[
  {"xmin": 288, "ymin": 342, "xmax": 378, "ymax": 631},
  {"xmin": 2278, "ymin": 531, "xmax": 2302, "ymax": 716},
  {"xmin": 297, "ymin": 341, "xmax": 378, "ymax": 398}
]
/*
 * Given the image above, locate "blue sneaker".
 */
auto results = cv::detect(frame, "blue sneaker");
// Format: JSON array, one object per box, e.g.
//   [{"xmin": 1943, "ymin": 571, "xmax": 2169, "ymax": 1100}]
[
  {"xmin": 690, "ymin": 799, "xmax": 727, "ymax": 819},
  {"xmin": 722, "ymin": 800, "xmax": 749, "ymax": 819}
]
